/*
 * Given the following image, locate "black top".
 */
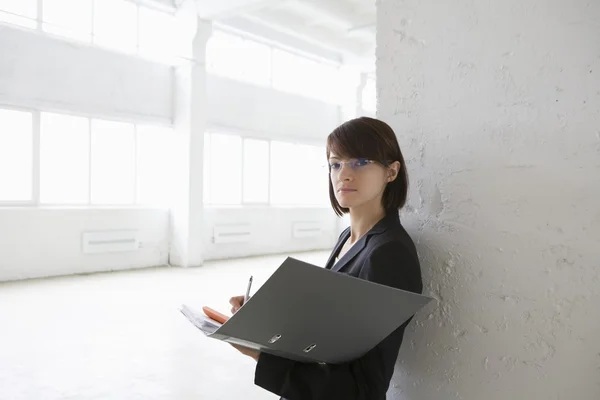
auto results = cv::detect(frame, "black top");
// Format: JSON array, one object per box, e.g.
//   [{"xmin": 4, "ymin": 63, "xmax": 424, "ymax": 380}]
[{"xmin": 253, "ymin": 212, "xmax": 424, "ymax": 400}]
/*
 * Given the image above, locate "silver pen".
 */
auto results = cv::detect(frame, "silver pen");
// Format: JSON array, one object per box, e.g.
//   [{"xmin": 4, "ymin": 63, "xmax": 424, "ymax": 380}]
[{"xmin": 244, "ymin": 275, "xmax": 253, "ymax": 305}]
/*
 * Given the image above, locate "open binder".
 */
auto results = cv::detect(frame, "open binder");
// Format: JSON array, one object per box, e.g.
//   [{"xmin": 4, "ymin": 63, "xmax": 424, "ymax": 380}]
[{"xmin": 180, "ymin": 257, "xmax": 432, "ymax": 364}]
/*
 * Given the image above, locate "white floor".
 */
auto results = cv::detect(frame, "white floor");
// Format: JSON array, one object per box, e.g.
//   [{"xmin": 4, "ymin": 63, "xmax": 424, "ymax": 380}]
[{"xmin": 0, "ymin": 251, "xmax": 330, "ymax": 400}]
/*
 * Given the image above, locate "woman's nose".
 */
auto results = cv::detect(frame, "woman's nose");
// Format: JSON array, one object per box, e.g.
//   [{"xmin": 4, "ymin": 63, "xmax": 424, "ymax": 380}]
[{"xmin": 338, "ymin": 164, "xmax": 354, "ymax": 180}]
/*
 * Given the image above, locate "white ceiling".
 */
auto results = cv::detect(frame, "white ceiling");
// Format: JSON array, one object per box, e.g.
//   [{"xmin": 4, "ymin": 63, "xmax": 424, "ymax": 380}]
[{"xmin": 194, "ymin": 0, "xmax": 376, "ymax": 68}]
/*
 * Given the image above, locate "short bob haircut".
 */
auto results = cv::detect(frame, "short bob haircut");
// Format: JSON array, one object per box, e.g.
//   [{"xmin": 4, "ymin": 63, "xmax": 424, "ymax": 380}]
[{"xmin": 326, "ymin": 117, "xmax": 409, "ymax": 217}]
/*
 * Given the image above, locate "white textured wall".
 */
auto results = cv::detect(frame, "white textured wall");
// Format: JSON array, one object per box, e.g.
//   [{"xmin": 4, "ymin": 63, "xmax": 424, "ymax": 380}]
[
  {"xmin": 0, "ymin": 208, "xmax": 169, "ymax": 282},
  {"xmin": 378, "ymin": 0, "xmax": 600, "ymax": 399},
  {"xmin": 203, "ymin": 207, "xmax": 338, "ymax": 261}
]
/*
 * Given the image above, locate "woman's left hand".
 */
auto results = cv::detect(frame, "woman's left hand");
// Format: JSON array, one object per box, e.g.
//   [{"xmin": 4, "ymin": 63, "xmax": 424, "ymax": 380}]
[{"xmin": 231, "ymin": 343, "xmax": 260, "ymax": 361}]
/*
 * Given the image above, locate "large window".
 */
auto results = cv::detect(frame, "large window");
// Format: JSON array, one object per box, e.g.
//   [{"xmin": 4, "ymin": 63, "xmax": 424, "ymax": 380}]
[
  {"xmin": 0, "ymin": 0, "xmax": 37, "ymax": 29},
  {"xmin": 206, "ymin": 30, "xmax": 272, "ymax": 86},
  {"xmin": 136, "ymin": 125, "xmax": 173, "ymax": 206},
  {"xmin": 204, "ymin": 131, "xmax": 328, "ymax": 207},
  {"xmin": 270, "ymin": 141, "xmax": 328, "ymax": 206},
  {"xmin": 207, "ymin": 29, "xmax": 347, "ymax": 105},
  {"xmin": 42, "ymin": 0, "xmax": 92, "ymax": 42},
  {"xmin": 138, "ymin": 6, "xmax": 182, "ymax": 62},
  {"xmin": 93, "ymin": 0, "xmax": 137, "ymax": 53},
  {"xmin": 362, "ymin": 75, "xmax": 376, "ymax": 112},
  {"xmin": 40, "ymin": 112, "xmax": 89, "ymax": 204},
  {"xmin": 0, "ymin": 109, "xmax": 33, "ymax": 202},
  {"xmin": 0, "ymin": 107, "xmax": 173, "ymax": 206},
  {"xmin": 272, "ymin": 49, "xmax": 343, "ymax": 104},
  {"xmin": 242, "ymin": 138, "xmax": 269, "ymax": 204},
  {"xmin": 0, "ymin": 0, "xmax": 185, "ymax": 63},
  {"xmin": 90, "ymin": 119, "xmax": 136, "ymax": 204},
  {"xmin": 203, "ymin": 132, "xmax": 243, "ymax": 205}
]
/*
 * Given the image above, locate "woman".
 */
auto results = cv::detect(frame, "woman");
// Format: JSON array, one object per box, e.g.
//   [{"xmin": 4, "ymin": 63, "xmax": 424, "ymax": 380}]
[{"xmin": 230, "ymin": 117, "xmax": 423, "ymax": 400}]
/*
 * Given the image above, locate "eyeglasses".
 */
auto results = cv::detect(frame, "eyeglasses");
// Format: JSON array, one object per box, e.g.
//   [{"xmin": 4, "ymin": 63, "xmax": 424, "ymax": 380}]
[{"xmin": 327, "ymin": 158, "xmax": 378, "ymax": 172}]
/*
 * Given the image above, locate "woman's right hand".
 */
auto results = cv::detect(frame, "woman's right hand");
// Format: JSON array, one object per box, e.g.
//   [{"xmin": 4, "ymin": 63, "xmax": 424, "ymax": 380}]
[{"xmin": 229, "ymin": 295, "xmax": 245, "ymax": 314}]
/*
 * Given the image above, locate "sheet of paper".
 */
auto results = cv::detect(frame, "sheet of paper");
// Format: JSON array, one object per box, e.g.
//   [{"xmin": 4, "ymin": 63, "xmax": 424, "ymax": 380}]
[{"xmin": 180, "ymin": 304, "xmax": 222, "ymax": 335}]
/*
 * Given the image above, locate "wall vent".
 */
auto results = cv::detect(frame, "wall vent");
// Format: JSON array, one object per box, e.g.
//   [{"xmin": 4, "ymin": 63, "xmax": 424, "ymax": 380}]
[
  {"xmin": 82, "ymin": 230, "xmax": 139, "ymax": 254},
  {"xmin": 213, "ymin": 224, "xmax": 252, "ymax": 244},
  {"xmin": 292, "ymin": 222, "xmax": 323, "ymax": 238}
]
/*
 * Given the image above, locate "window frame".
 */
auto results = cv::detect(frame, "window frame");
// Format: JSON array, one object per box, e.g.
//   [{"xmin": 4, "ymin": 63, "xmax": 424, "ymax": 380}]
[
  {"xmin": 203, "ymin": 128, "xmax": 329, "ymax": 209},
  {"xmin": 0, "ymin": 0, "xmax": 184, "ymax": 65},
  {"xmin": 0, "ymin": 105, "xmax": 173, "ymax": 208},
  {"xmin": 0, "ymin": 105, "xmax": 37, "ymax": 206}
]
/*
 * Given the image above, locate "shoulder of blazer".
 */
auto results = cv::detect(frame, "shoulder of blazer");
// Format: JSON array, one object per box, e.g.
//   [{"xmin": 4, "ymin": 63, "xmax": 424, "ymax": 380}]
[{"xmin": 362, "ymin": 222, "xmax": 423, "ymax": 293}]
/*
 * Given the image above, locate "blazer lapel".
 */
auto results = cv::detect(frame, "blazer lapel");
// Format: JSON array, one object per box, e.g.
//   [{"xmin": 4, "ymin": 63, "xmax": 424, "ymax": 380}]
[
  {"xmin": 330, "ymin": 233, "xmax": 367, "ymax": 273},
  {"xmin": 329, "ymin": 212, "xmax": 398, "ymax": 273},
  {"xmin": 325, "ymin": 229, "xmax": 350, "ymax": 270}
]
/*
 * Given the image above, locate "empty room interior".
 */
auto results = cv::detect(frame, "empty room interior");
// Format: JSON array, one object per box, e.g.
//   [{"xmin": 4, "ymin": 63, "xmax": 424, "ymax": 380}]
[{"xmin": 0, "ymin": 0, "xmax": 598, "ymax": 399}]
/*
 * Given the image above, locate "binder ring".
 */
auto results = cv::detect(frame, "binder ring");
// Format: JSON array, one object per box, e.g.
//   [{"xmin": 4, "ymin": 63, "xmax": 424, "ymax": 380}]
[
  {"xmin": 268, "ymin": 334, "xmax": 282, "ymax": 344},
  {"xmin": 303, "ymin": 343, "xmax": 317, "ymax": 353}
]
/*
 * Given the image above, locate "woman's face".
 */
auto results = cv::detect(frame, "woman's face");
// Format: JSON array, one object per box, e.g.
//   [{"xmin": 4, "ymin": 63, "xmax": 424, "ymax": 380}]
[{"xmin": 328, "ymin": 153, "xmax": 398, "ymax": 211}]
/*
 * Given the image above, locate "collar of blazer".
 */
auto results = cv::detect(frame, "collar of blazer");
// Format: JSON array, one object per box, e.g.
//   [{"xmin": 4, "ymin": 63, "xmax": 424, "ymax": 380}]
[{"xmin": 327, "ymin": 211, "xmax": 400, "ymax": 272}]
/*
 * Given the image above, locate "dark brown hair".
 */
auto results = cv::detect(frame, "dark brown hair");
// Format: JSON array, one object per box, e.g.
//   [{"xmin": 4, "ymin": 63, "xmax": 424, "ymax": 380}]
[{"xmin": 326, "ymin": 117, "xmax": 409, "ymax": 217}]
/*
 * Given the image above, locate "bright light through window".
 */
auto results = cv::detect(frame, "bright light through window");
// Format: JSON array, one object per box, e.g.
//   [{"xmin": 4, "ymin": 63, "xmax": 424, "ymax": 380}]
[
  {"xmin": 93, "ymin": 0, "xmax": 137, "ymax": 53},
  {"xmin": 203, "ymin": 132, "xmax": 211, "ymax": 204},
  {"xmin": 40, "ymin": 112, "xmax": 90, "ymax": 204},
  {"xmin": 272, "ymin": 49, "xmax": 342, "ymax": 104},
  {"xmin": 243, "ymin": 138, "xmax": 269, "ymax": 203},
  {"xmin": 42, "ymin": 0, "xmax": 92, "ymax": 42},
  {"xmin": 139, "ymin": 7, "xmax": 179, "ymax": 62},
  {"xmin": 136, "ymin": 125, "xmax": 173, "ymax": 206},
  {"xmin": 270, "ymin": 142, "xmax": 327, "ymax": 206},
  {"xmin": 0, "ymin": 109, "xmax": 32, "ymax": 201},
  {"xmin": 207, "ymin": 30, "xmax": 272, "ymax": 86},
  {"xmin": 0, "ymin": 0, "xmax": 37, "ymax": 29},
  {"xmin": 90, "ymin": 119, "xmax": 135, "ymax": 204},
  {"xmin": 296, "ymin": 144, "xmax": 328, "ymax": 206},
  {"xmin": 269, "ymin": 141, "xmax": 296, "ymax": 205},
  {"xmin": 362, "ymin": 75, "xmax": 376, "ymax": 112},
  {"xmin": 205, "ymin": 133, "xmax": 242, "ymax": 205}
]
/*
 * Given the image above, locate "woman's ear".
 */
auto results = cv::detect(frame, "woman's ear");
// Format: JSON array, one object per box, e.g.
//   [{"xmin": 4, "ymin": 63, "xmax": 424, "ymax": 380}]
[{"xmin": 387, "ymin": 161, "xmax": 401, "ymax": 182}]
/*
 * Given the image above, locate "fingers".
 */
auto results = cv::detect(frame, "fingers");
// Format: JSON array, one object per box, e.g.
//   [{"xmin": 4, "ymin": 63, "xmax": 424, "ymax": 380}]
[{"xmin": 229, "ymin": 295, "xmax": 244, "ymax": 313}]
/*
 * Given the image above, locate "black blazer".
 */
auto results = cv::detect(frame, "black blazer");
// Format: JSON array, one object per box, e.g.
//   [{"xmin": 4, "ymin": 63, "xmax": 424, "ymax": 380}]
[{"xmin": 253, "ymin": 211, "xmax": 423, "ymax": 400}]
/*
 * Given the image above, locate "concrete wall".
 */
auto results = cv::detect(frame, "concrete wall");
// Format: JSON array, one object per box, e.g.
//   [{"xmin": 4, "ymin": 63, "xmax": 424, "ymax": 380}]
[{"xmin": 378, "ymin": 0, "xmax": 600, "ymax": 399}]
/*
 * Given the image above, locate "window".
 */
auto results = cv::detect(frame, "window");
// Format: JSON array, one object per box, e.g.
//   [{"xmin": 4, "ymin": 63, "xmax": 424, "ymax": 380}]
[
  {"xmin": 0, "ymin": 0, "xmax": 37, "ymax": 29},
  {"xmin": 93, "ymin": 0, "xmax": 137, "ymax": 53},
  {"xmin": 272, "ymin": 49, "xmax": 342, "ymax": 104},
  {"xmin": 203, "ymin": 132, "xmax": 212, "ymax": 205},
  {"xmin": 204, "ymin": 132, "xmax": 328, "ymax": 207},
  {"xmin": 0, "ymin": 109, "xmax": 33, "ymax": 202},
  {"xmin": 138, "ymin": 7, "xmax": 178, "ymax": 61},
  {"xmin": 204, "ymin": 132, "xmax": 242, "ymax": 205},
  {"xmin": 242, "ymin": 138, "xmax": 269, "ymax": 203},
  {"xmin": 90, "ymin": 119, "xmax": 136, "ymax": 204},
  {"xmin": 362, "ymin": 75, "xmax": 376, "ymax": 112},
  {"xmin": 1, "ymin": 108, "xmax": 173, "ymax": 207},
  {"xmin": 295, "ymin": 144, "xmax": 329, "ymax": 206},
  {"xmin": 136, "ymin": 125, "xmax": 173, "ymax": 206},
  {"xmin": 269, "ymin": 141, "xmax": 328, "ymax": 206},
  {"xmin": 42, "ymin": 0, "xmax": 92, "ymax": 42},
  {"xmin": 40, "ymin": 112, "xmax": 89, "ymax": 204},
  {"xmin": 207, "ymin": 30, "xmax": 272, "ymax": 86},
  {"xmin": 269, "ymin": 141, "xmax": 296, "ymax": 205}
]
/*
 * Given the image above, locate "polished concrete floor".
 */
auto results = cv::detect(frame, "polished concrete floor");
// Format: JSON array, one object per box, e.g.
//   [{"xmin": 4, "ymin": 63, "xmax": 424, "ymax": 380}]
[{"xmin": 0, "ymin": 251, "xmax": 330, "ymax": 400}]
